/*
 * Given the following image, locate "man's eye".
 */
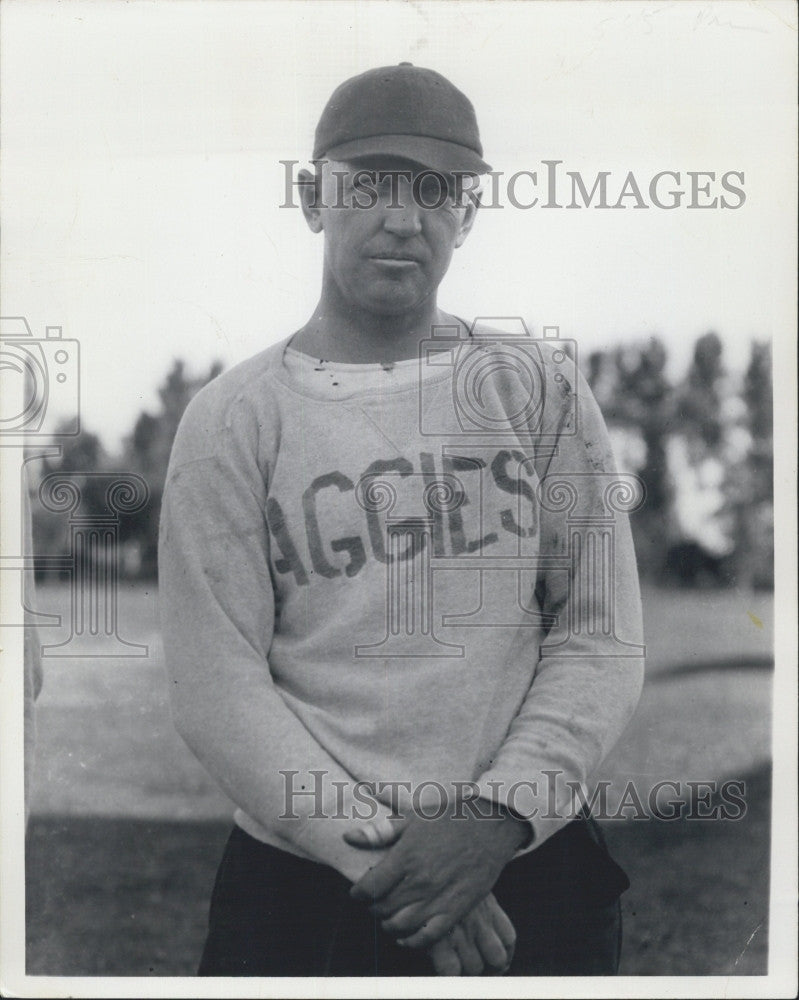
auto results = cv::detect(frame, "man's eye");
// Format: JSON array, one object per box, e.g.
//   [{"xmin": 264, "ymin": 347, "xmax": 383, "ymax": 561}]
[
  {"xmin": 418, "ymin": 174, "xmax": 452, "ymax": 207},
  {"xmin": 352, "ymin": 172, "xmax": 376, "ymax": 192}
]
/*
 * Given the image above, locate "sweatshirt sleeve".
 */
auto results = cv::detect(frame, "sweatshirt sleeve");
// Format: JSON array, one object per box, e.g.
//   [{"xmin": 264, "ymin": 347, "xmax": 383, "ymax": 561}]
[
  {"xmin": 476, "ymin": 356, "xmax": 645, "ymax": 851},
  {"xmin": 158, "ymin": 382, "xmax": 392, "ymax": 882}
]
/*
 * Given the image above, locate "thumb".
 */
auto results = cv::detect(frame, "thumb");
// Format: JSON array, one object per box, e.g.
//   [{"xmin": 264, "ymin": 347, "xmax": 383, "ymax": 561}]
[{"xmin": 343, "ymin": 814, "xmax": 404, "ymax": 849}]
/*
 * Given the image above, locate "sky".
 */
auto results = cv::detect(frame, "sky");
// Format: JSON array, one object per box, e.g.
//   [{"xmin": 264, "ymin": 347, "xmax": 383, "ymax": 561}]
[{"xmin": 1, "ymin": 0, "xmax": 796, "ymax": 450}]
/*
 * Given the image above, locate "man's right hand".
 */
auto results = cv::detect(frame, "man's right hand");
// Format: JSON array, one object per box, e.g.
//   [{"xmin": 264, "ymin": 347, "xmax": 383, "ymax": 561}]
[
  {"xmin": 346, "ymin": 816, "xmax": 516, "ymax": 974},
  {"xmin": 426, "ymin": 893, "xmax": 516, "ymax": 976}
]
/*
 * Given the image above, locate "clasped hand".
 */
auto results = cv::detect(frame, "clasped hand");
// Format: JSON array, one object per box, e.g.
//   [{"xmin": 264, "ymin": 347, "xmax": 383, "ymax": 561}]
[{"xmin": 343, "ymin": 803, "xmax": 528, "ymax": 974}]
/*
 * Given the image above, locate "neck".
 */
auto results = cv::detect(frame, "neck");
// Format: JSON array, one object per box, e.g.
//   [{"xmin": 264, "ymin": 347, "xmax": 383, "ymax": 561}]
[{"xmin": 292, "ymin": 277, "xmax": 462, "ymax": 363}]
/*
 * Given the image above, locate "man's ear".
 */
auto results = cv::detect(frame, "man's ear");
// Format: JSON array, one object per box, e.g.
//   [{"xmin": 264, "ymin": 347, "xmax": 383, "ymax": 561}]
[
  {"xmin": 298, "ymin": 169, "xmax": 324, "ymax": 233},
  {"xmin": 453, "ymin": 193, "xmax": 480, "ymax": 249}
]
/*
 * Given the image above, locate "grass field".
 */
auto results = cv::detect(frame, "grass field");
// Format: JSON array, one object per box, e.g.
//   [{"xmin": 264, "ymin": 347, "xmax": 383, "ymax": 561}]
[{"xmin": 24, "ymin": 581, "xmax": 774, "ymax": 976}]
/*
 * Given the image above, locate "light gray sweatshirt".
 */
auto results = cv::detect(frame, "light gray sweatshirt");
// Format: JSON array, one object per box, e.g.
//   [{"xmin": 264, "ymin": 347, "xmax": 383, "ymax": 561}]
[{"xmin": 159, "ymin": 330, "xmax": 644, "ymax": 882}]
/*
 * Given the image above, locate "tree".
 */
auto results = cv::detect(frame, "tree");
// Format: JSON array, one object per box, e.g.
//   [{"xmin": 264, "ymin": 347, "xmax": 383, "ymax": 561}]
[
  {"xmin": 725, "ymin": 341, "xmax": 773, "ymax": 588},
  {"xmin": 121, "ymin": 359, "xmax": 223, "ymax": 577},
  {"xmin": 677, "ymin": 331, "xmax": 725, "ymax": 450},
  {"xmin": 742, "ymin": 341, "xmax": 773, "ymax": 500},
  {"xmin": 601, "ymin": 337, "xmax": 676, "ymax": 577}
]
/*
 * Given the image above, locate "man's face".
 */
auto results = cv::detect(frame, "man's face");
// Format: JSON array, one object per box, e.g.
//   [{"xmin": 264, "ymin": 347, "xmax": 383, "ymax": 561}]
[{"xmin": 301, "ymin": 156, "xmax": 479, "ymax": 317}]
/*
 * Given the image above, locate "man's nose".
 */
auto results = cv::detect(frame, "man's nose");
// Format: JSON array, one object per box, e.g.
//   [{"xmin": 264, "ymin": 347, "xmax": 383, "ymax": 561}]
[{"xmin": 382, "ymin": 179, "xmax": 423, "ymax": 237}]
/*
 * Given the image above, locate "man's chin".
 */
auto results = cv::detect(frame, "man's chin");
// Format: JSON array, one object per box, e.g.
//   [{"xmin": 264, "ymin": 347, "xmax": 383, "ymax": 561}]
[{"xmin": 354, "ymin": 289, "xmax": 431, "ymax": 318}]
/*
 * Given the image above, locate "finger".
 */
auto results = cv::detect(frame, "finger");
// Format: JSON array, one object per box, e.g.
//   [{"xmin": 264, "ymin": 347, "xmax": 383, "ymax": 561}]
[
  {"xmin": 369, "ymin": 877, "xmax": 429, "ymax": 919},
  {"xmin": 350, "ymin": 854, "xmax": 405, "ymax": 902},
  {"xmin": 343, "ymin": 825, "xmax": 385, "ymax": 849},
  {"xmin": 427, "ymin": 939, "xmax": 461, "ymax": 977},
  {"xmin": 397, "ymin": 912, "xmax": 455, "ymax": 950},
  {"xmin": 343, "ymin": 815, "xmax": 403, "ymax": 849},
  {"xmin": 450, "ymin": 924, "xmax": 484, "ymax": 976},
  {"xmin": 471, "ymin": 915, "xmax": 508, "ymax": 971},
  {"xmin": 381, "ymin": 900, "xmax": 429, "ymax": 938},
  {"xmin": 486, "ymin": 897, "xmax": 517, "ymax": 953}
]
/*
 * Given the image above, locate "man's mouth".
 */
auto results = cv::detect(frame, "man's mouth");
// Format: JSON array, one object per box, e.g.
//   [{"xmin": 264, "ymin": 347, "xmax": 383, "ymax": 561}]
[{"xmin": 368, "ymin": 253, "xmax": 421, "ymax": 266}]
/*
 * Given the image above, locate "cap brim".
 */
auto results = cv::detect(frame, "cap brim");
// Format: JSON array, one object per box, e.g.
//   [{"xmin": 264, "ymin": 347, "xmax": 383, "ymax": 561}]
[{"xmin": 320, "ymin": 134, "xmax": 491, "ymax": 175}]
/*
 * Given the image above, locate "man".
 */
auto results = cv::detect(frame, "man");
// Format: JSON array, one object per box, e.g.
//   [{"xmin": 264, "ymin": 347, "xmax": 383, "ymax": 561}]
[{"xmin": 159, "ymin": 63, "xmax": 644, "ymax": 976}]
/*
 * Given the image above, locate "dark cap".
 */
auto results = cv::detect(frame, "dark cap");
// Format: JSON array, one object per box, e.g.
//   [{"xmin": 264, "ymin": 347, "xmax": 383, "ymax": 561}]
[{"xmin": 313, "ymin": 63, "xmax": 491, "ymax": 175}]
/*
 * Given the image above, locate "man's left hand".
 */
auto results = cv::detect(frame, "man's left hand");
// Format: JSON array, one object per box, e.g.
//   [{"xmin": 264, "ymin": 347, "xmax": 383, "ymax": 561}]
[{"xmin": 344, "ymin": 802, "xmax": 529, "ymax": 949}]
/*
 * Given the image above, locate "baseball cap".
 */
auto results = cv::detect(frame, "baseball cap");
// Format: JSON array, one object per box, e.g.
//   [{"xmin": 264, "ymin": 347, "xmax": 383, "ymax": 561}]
[{"xmin": 313, "ymin": 63, "xmax": 492, "ymax": 175}]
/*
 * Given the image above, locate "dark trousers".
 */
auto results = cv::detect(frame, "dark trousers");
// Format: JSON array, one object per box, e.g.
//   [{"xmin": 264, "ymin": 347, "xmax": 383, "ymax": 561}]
[{"xmin": 199, "ymin": 816, "xmax": 629, "ymax": 976}]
